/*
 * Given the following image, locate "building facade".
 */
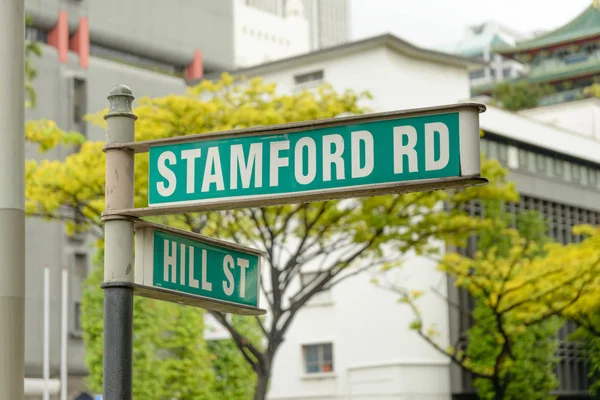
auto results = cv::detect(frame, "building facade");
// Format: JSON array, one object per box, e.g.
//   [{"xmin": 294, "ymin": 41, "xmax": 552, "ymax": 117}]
[
  {"xmin": 24, "ymin": 1, "xmax": 201, "ymax": 398},
  {"xmin": 242, "ymin": 0, "xmax": 350, "ymax": 50},
  {"xmin": 436, "ymin": 22, "xmax": 526, "ymax": 90},
  {"xmin": 234, "ymin": 0, "xmax": 310, "ymax": 68},
  {"xmin": 476, "ymin": 2, "xmax": 600, "ymax": 107},
  {"xmin": 205, "ymin": 34, "xmax": 600, "ymax": 400}
]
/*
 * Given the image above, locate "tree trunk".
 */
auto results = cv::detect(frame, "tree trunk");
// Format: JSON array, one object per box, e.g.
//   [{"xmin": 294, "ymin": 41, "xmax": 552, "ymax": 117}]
[
  {"xmin": 493, "ymin": 380, "xmax": 506, "ymax": 400},
  {"xmin": 253, "ymin": 347, "xmax": 278, "ymax": 400},
  {"xmin": 253, "ymin": 371, "xmax": 270, "ymax": 400}
]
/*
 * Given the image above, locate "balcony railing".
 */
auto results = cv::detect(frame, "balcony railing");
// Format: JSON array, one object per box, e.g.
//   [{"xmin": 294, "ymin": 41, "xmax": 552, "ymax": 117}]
[
  {"xmin": 532, "ymin": 50, "xmax": 600, "ymax": 74},
  {"xmin": 539, "ymin": 88, "xmax": 585, "ymax": 106}
]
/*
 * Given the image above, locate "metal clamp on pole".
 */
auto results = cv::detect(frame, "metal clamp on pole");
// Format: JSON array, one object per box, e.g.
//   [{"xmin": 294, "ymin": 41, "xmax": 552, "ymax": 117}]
[{"xmin": 102, "ymin": 85, "xmax": 138, "ymax": 400}]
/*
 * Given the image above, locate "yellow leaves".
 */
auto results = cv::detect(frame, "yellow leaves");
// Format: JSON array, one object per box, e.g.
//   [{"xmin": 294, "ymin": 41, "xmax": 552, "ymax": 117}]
[
  {"xmin": 26, "ymin": 119, "xmax": 85, "ymax": 152},
  {"xmin": 410, "ymin": 290, "xmax": 425, "ymax": 299}
]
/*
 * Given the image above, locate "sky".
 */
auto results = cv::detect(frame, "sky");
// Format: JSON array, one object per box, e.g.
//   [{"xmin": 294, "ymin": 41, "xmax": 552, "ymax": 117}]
[{"xmin": 350, "ymin": 0, "xmax": 593, "ymax": 49}]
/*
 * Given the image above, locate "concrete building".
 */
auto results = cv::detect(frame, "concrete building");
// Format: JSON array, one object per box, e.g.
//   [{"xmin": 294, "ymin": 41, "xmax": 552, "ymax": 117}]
[
  {"xmin": 204, "ymin": 34, "xmax": 600, "ymax": 400},
  {"xmin": 436, "ymin": 22, "xmax": 526, "ymax": 90},
  {"xmin": 23, "ymin": 1, "xmax": 203, "ymax": 398},
  {"xmin": 243, "ymin": 0, "xmax": 350, "ymax": 50},
  {"xmin": 476, "ymin": 3, "xmax": 600, "ymax": 107},
  {"xmin": 234, "ymin": 0, "xmax": 310, "ymax": 68}
]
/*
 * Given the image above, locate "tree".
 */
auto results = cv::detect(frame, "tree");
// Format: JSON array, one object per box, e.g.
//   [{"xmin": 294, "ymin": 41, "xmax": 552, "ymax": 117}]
[
  {"xmin": 550, "ymin": 225, "xmax": 600, "ymax": 394},
  {"xmin": 82, "ymin": 251, "xmax": 224, "ymax": 399},
  {"xmin": 207, "ymin": 315, "xmax": 263, "ymax": 400},
  {"xmin": 26, "ymin": 73, "xmax": 519, "ymax": 399},
  {"xmin": 491, "ymin": 81, "xmax": 555, "ymax": 111},
  {"xmin": 388, "ymin": 200, "xmax": 600, "ymax": 400}
]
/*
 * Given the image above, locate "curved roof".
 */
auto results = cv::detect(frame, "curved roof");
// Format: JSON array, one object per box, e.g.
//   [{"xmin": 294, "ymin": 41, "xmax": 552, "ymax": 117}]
[{"xmin": 495, "ymin": 4, "xmax": 600, "ymax": 55}]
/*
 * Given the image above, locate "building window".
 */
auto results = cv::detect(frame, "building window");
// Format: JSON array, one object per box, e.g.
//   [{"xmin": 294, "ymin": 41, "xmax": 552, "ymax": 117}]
[
  {"xmin": 536, "ymin": 154, "xmax": 546, "ymax": 173},
  {"xmin": 554, "ymin": 159, "xmax": 564, "ymax": 177},
  {"xmin": 572, "ymin": 163, "xmax": 582, "ymax": 182},
  {"xmin": 72, "ymin": 77, "xmax": 87, "ymax": 138},
  {"xmin": 71, "ymin": 252, "xmax": 88, "ymax": 335},
  {"xmin": 588, "ymin": 168, "xmax": 597, "ymax": 187},
  {"xmin": 497, "ymin": 143, "xmax": 508, "ymax": 164},
  {"xmin": 303, "ymin": 343, "xmax": 334, "ymax": 374},
  {"xmin": 507, "ymin": 146, "xmax": 519, "ymax": 169},
  {"xmin": 469, "ymin": 69, "xmax": 485, "ymax": 80},
  {"xmin": 300, "ymin": 272, "xmax": 332, "ymax": 306},
  {"xmin": 25, "ymin": 26, "xmax": 48, "ymax": 43},
  {"xmin": 294, "ymin": 70, "xmax": 324, "ymax": 86}
]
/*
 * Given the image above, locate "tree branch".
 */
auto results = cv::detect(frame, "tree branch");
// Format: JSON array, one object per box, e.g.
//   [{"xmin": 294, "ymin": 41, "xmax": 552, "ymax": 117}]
[{"xmin": 210, "ymin": 311, "xmax": 264, "ymax": 371}]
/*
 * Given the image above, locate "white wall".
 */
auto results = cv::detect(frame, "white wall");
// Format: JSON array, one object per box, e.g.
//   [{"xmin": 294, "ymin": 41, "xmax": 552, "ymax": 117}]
[
  {"xmin": 243, "ymin": 45, "xmax": 471, "ymax": 400},
  {"xmin": 234, "ymin": 0, "xmax": 310, "ymax": 68},
  {"xmin": 519, "ymin": 98, "xmax": 600, "ymax": 141},
  {"xmin": 253, "ymin": 46, "xmax": 471, "ymax": 112},
  {"xmin": 268, "ymin": 251, "xmax": 452, "ymax": 400}
]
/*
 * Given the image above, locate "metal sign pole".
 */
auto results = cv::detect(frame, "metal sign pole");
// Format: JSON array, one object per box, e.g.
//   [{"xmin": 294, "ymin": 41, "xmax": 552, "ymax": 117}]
[
  {"xmin": 0, "ymin": 0, "xmax": 25, "ymax": 399},
  {"xmin": 102, "ymin": 85, "xmax": 137, "ymax": 399}
]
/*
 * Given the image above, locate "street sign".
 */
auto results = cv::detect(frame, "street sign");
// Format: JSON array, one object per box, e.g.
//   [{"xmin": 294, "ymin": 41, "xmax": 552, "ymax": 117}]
[
  {"xmin": 133, "ymin": 221, "xmax": 265, "ymax": 315},
  {"xmin": 102, "ymin": 103, "xmax": 487, "ymax": 217}
]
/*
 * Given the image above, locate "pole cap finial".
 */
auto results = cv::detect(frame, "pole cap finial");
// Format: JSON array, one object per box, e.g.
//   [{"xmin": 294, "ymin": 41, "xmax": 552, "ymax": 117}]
[{"xmin": 104, "ymin": 84, "xmax": 138, "ymax": 120}]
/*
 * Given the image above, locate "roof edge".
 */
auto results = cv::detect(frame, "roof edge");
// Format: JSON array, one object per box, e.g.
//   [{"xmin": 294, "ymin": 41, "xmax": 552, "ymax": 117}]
[{"xmin": 202, "ymin": 33, "xmax": 486, "ymax": 82}]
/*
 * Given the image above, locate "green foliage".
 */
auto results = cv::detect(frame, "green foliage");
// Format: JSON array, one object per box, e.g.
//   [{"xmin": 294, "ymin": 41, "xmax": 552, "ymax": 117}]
[
  {"xmin": 207, "ymin": 316, "xmax": 263, "ymax": 400},
  {"xmin": 81, "ymin": 251, "xmax": 258, "ymax": 399},
  {"xmin": 25, "ymin": 14, "xmax": 41, "ymax": 108},
  {"xmin": 392, "ymin": 199, "xmax": 600, "ymax": 399},
  {"xmin": 467, "ymin": 205, "xmax": 561, "ymax": 400},
  {"xmin": 584, "ymin": 333, "xmax": 600, "ymax": 395},
  {"xmin": 468, "ymin": 304, "xmax": 561, "ymax": 400},
  {"xmin": 491, "ymin": 81, "xmax": 555, "ymax": 111}
]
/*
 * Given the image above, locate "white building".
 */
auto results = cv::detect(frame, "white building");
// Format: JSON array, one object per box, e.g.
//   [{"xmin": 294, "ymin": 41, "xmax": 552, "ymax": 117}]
[
  {"xmin": 242, "ymin": 0, "xmax": 350, "ymax": 51},
  {"xmin": 436, "ymin": 22, "xmax": 527, "ymax": 88},
  {"xmin": 204, "ymin": 33, "xmax": 600, "ymax": 399},
  {"xmin": 234, "ymin": 0, "xmax": 310, "ymax": 67}
]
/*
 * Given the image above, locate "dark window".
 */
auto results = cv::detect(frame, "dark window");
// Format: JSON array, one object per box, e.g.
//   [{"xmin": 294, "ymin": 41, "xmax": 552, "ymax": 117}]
[
  {"xmin": 72, "ymin": 253, "xmax": 88, "ymax": 333},
  {"xmin": 303, "ymin": 343, "xmax": 334, "ymax": 374},
  {"xmin": 73, "ymin": 78, "xmax": 87, "ymax": 138},
  {"xmin": 469, "ymin": 69, "xmax": 485, "ymax": 80},
  {"xmin": 294, "ymin": 70, "xmax": 324, "ymax": 85}
]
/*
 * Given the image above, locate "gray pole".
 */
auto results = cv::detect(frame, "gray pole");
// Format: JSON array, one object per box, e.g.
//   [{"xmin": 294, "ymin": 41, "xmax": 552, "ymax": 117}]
[
  {"xmin": 0, "ymin": 0, "xmax": 26, "ymax": 399},
  {"xmin": 102, "ymin": 85, "xmax": 137, "ymax": 399}
]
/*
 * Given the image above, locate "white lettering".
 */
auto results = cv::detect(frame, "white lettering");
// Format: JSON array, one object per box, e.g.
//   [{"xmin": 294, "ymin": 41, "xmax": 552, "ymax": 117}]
[
  {"xmin": 237, "ymin": 258, "xmax": 249, "ymax": 298},
  {"xmin": 157, "ymin": 151, "xmax": 177, "ymax": 197},
  {"xmin": 231, "ymin": 143, "xmax": 263, "ymax": 190},
  {"xmin": 222, "ymin": 255, "xmax": 235, "ymax": 296},
  {"xmin": 295, "ymin": 137, "xmax": 317, "ymax": 185},
  {"xmin": 351, "ymin": 130, "xmax": 374, "ymax": 178},
  {"xmin": 163, "ymin": 240, "xmax": 177, "ymax": 283},
  {"xmin": 202, "ymin": 147, "xmax": 225, "ymax": 192},
  {"xmin": 425, "ymin": 122, "xmax": 450, "ymax": 171},
  {"xmin": 201, "ymin": 249, "xmax": 212, "ymax": 291},
  {"xmin": 393, "ymin": 126, "xmax": 418, "ymax": 174},
  {"xmin": 322, "ymin": 134, "xmax": 345, "ymax": 181},
  {"xmin": 189, "ymin": 247, "xmax": 199, "ymax": 289},
  {"xmin": 181, "ymin": 148, "xmax": 201, "ymax": 194},
  {"xmin": 269, "ymin": 141, "xmax": 290, "ymax": 187},
  {"xmin": 179, "ymin": 244, "xmax": 187, "ymax": 285}
]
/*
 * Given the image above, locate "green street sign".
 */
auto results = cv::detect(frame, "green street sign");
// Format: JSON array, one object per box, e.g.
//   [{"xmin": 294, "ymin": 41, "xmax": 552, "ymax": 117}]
[
  {"xmin": 133, "ymin": 221, "xmax": 265, "ymax": 315},
  {"xmin": 103, "ymin": 103, "xmax": 487, "ymax": 217}
]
